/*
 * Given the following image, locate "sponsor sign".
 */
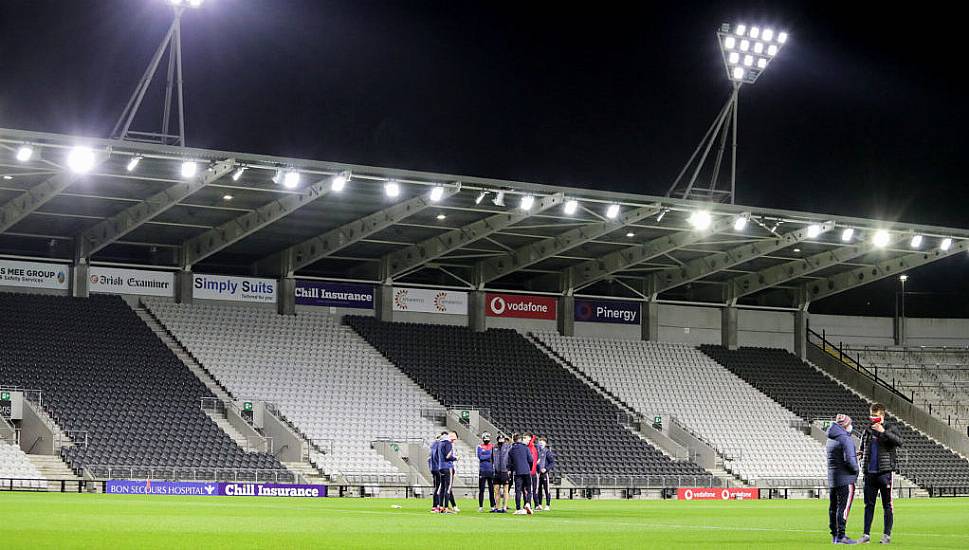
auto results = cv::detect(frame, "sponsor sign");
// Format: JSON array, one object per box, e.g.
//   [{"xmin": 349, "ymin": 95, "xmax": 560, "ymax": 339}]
[
  {"xmin": 0, "ymin": 259, "xmax": 69, "ymax": 290},
  {"xmin": 392, "ymin": 287, "xmax": 468, "ymax": 315},
  {"xmin": 295, "ymin": 280, "xmax": 374, "ymax": 309},
  {"xmin": 677, "ymin": 487, "xmax": 759, "ymax": 501},
  {"xmin": 193, "ymin": 274, "xmax": 276, "ymax": 303},
  {"xmin": 575, "ymin": 299, "xmax": 640, "ymax": 325},
  {"xmin": 89, "ymin": 266, "xmax": 174, "ymax": 297},
  {"xmin": 106, "ymin": 480, "xmax": 328, "ymax": 498},
  {"xmin": 485, "ymin": 292, "xmax": 557, "ymax": 320}
]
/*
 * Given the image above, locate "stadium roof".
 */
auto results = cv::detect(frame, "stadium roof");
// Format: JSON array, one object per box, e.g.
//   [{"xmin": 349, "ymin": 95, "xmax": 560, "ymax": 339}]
[{"xmin": 1, "ymin": 126, "xmax": 966, "ymax": 310}]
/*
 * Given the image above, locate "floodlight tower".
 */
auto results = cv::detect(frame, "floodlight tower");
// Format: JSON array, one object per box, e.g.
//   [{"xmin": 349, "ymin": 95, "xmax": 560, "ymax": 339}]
[
  {"xmin": 666, "ymin": 23, "xmax": 788, "ymax": 204},
  {"xmin": 110, "ymin": 0, "xmax": 205, "ymax": 146}
]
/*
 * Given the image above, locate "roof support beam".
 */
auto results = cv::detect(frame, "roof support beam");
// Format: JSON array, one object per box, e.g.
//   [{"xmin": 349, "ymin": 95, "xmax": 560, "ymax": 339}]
[
  {"xmin": 254, "ymin": 188, "xmax": 458, "ymax": 277},
  {"xmin": 0, "ymin": 154, "xmax": 107, "ymax": 234},
  {"xmin": 650, "ymin": 221, "xmax": 833, "ymax": 297},
  {"xmin": 180, "ymin": 176, "xmax": 333, "ymax": 268},
  {"xmin": 723, "ymin": 233, "xmax": 900, "ymax": 303},
  {"xmin": 568, "ymin": 216, "xmax": 735, "ymax": 291},
  {"xmin": 382, "ymin": 193, "xmax": 564, "ymax": 281},
  {"xmin": 803, "ymin": 240, "xmax": 968, "ymax": 304},
  {"xmin": 474, "ymin": 203, "xmax": 662, "ymax": 285},
  {"xmin": 76, "ymin": 159, "xmax": 234, "ymax": 259}
]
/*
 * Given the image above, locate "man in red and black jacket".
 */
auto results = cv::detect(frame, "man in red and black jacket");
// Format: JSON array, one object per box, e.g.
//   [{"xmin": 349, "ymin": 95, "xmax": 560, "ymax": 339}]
[
  {"xmin": 525, "ymin": 432, "xmax": 540, "ymax": 509},
  {"xmin": 858, "ymin": 403, "xmax": 903, "ymax": 545}
]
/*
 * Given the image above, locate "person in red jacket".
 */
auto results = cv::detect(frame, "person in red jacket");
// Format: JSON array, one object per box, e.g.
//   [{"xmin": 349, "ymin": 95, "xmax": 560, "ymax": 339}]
[{"xmin": 525, "ymin": 432, "xmax": 540, "ymax": 510}]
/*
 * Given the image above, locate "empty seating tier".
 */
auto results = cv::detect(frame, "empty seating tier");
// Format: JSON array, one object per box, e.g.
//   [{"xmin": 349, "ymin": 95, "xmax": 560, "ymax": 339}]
[
  {"xmin": 700, "ymin": 346, "xmax": 969, "ymax": 490},
  {"xmin": 0, "ymin": 442, "xmax": 46, "ymax": 489},
  {"xmin": 0, "ymin": 293, "xmax": 285, "ymax": 477},
  {"xmin": 346, "ymin": 317, "xmax": 711, "ymax": 482},
  {"xmin": 536, "ymin": 334, "xmax": 827, "ymax": 483}
]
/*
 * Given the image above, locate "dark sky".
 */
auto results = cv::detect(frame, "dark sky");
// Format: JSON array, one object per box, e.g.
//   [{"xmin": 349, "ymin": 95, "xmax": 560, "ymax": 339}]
[{"xmin": 1, "ymin": 0, "xmax": 967, "ymax": 317}]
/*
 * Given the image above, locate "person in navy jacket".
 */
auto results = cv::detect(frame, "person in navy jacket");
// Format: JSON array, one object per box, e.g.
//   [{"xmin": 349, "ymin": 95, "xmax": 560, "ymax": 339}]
[
  {"xmin": 492, "ymin": 434, "xmax": 512, "ymax": 513},
  {"xmin": 508, "ymin": 433, "xmax": 534, "ymax": 514},
  {"xmin": 435, "ymin": 431, "xmax": 458, "ymax": 513},
  {"xmin": 476, "ymin": 432, "xmax": 496, "ymax": 512},
  {"xmin": 826, "ymin": 414, "xmax": 859, "ymax": 545},
  {"xmin": 535, "ymin": 437, "xmax": 555, "ymax": 511},
  {"xmin": 428, "ymin": 432, "xmax": 446, "ymax": 512}
]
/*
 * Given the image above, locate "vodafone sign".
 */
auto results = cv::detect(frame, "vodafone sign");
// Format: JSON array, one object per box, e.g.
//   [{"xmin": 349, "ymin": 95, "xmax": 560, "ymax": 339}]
[
  {"xmin": 677, "ymin": 488, "xmax": 759, "ymax": 501},
  {"xmin": 485, "ymin": 293, "xmax": 557, "ymax": 320}
]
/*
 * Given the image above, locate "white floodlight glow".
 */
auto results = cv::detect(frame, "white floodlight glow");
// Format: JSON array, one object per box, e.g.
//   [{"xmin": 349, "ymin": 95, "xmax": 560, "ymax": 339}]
[
  {"xmin": 757, "ymin": 58, "xmax": 768, "ymax": 69},
  {"xmin": 126, "ymin": 156, "xmax": 141, "ymax": 172},
  {"xmin": 331, "ymin": 171, "xmax": 348, "ymax": 191},
  {"xmin": 762, "ymin": 29, "xmax": 774, "ymax": 42},
  {"xmin": 231, "ymin": 166, "xmax": 246, "ymax": 181},
  {"xmin": 520, "ymin": 195, "xmax": 535, "ymax": 211},
  {"xmin": 688, "ymin": 210, "xmax": 713, "ymax": 231},
  {"xmin": 732, "ymin": 67, "xmax": 745, "ymax": 80},
  {"xmin": 872, "ymin": 230, "xmax": 890, "ymax": 248},
  {"xmin": 753, "ymin": 42, "xmax": 764, "ymax": 54},
  {"xmin": 767, "ymin": 44, "xmax": 779, "ymax": 56},
  {"xmin": 2, "ymin": 176, "xmax": 11, "ymax": 180},
  {"xmin": 841, "ymin": 228, "xmax": 854, "ymax": 242},
  {"xmin": 16, "ymin": 146, "xmax": 33, "ymax": 162},
  {"xmin": 188, "ymin": 0, "xmax": 203, "ymax": 6},
  {"xmin": 605, "ymin": 204, "xmax": 620, "ymax": 219},
  {"xmin": 169, "ymin": 0, "xmax": 183, "ymax": 5},
  {"xmin": 223, "ymin": 194, "xmax": 233, "ymax": 201},
  {"xmin": 740, "ymin": 39, "xmax": 750, "ymax": 51},
  {"xmin": 436, "ymin": 213, "xmax": 446, "ymax": 221},
  {"xmin": 564, "ymin": 199, "xmax": 578, "ymax": 215},
  {"xmin": 724, "ymin": 36, "xmax": 736, "ymax": 49},
  {"xmin": 656, "ymin": 209, "xmax": 668, "ymax": 222},
  {"xmin": 282, "ymin": 170, "xmax": 301, "ymax": 189},
  {"xmin": 626, "ymin": 232, "xmax": 635, "ymax": 238},
  {"xmin": 899, "ymin": 274, "xmax": 908, "ymax": 282},
  {"xmin": 749, "ymin": 27, "xmax": 760, "ymax": 39},
  {"xmin": 66, "ymin": 146, "xmax": 96, "ymax": 174},
  {"xmin": 778, "ymin": 32, "xmax": 788, "ymax": 43},
  {"xmin": 429, "ymin": 186, "xmax": 445, "ymax": 202},
  {"xmin": 492, "ymin": 191, "xmax": 505, "ymax": 207},
  {"xmin": 743, "ymin": 55, "xmax": 754, "ymax": 67},
  {"xmin": 806, "ymin": 224, "xmax": 822, "ymax": 238},
  {"xmin": 735, "ymin": 24, "xmax": 747, "ymax": 36},
  {"xmin": 475, "ymin": 191, "xmax": 488, "ymax": 204},
  {"xmin": 180, "ymin": 161, "xmax": 198, "ymax": 178},
  {"xmin": 728, "ymin": 52, "xmax": 740, "ymax": 64},
  {"xmin": 940, "ymin": 237, "xmax": 953, "ymax": 251},
  {"xmin": 384, "ymin": 181, "xmax": 400, "ymax": 197},
  {"xmin": 910, "ymin": 235, "xmax": 923, "ymax": 249},
  {"xmin": 733, "ymin": 216, "xmax": 748, "ymax": 231}
]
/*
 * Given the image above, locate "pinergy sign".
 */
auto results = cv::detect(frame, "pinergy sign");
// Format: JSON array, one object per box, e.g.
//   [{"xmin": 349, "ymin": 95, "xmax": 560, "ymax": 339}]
[{"xmin": 486, "ymin": 292, "xmax": 557, "ymax": 320}]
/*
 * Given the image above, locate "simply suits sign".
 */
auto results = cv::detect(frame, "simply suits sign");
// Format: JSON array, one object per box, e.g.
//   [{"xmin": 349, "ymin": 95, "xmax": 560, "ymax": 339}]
[
  {"xmin": 295, "ymin": 280, "xmax": 374, "ymax": 309},
  {"xmin": 486, "ymin": 293, "xmax": 557, "ymax": 320},
  {"xmin": 575, "ymin": 299, "xmax": 640, "ymax": 325},
  {"xmin": 392, "ymin": 287, "xmax": 468, "ymax": 315},
  {"xmin": 193, "ymin": 274, "xmax": 276, "ymax": 303},
  {"xmin": 89, "ymin": 266, "xmax": 174, "ymax": 297},
  {"xmin": 0, "ymin": 259, "xmax": 69, "ymax": 290}
]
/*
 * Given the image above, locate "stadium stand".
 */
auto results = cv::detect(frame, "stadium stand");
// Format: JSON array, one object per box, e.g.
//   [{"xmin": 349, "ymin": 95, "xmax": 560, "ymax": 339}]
[
  {"xmin": 143, "ymin": 299, "xmax": 478, "ymax": 485},
  {"xmin": 534, "ymin": 334, "xmax": 827, "ymax": 484},
  {"xmin": 0, "ymin": 293, "xmax": 286, "ymax": 480},
  {"xmin": 0, "ymin": 442, "xmax": 46, "ymax": 489},
  {"xmin": 345, "ymin": 317, "xmax": 714, "ymax": 485},
  {"xmin": 700, "ymin": 346, "xmax": 969, "ymax": 490},
  {"xmin": 849, "ymin": 347, "xmax": 969, "ymax": 431}
]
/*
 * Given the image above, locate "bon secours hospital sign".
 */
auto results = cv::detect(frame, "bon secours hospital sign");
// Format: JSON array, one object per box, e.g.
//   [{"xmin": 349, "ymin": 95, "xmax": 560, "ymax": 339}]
[{"xmin": 106, "ymin": 480, "xmax": 327, "ymax": 497}]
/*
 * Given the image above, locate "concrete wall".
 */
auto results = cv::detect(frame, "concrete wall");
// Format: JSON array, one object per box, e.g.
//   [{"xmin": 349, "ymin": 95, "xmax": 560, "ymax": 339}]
[
  {"xmin": 812, "ymin": 314, "xmax": 969, "ymax": 348},
  {"xmin": 739, "ymin": 309, "xmax": 796, "ymax": 351},
  {"xmin": 657, "ymin": 304, "xmax": 721, "ymax": 345}
]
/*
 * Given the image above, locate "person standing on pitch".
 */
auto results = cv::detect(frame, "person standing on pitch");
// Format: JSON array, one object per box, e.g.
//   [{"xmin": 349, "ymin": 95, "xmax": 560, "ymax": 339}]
[
  {"xmin": 508, "ymin": 433, "xmax": 534, "ymax": 515},
  {"xmin": 525, "ymin": 432, "xmax": 539, "ymax": 509},
  {"xmin": 827, "ymin": 414, "xmax": 859, "ymax": 545},
  {"xmin": 535, "ymin": 437, "xmax": 555, "ymax": 511},
  {"xmin": 436, "ymin": 431, "xmax": 458, "ymax": 513},
  {"xmin": 476, "ymin": 432, "xmax": 497, "ymax": 512},
  {"xmin": 859, "ymin": 403, "xmax": 903, "ymax": 544},
  {"xmin": 492, "ymin": 434, "xmax": 512, "ymax": 513},
  {"xmin": 429, "ymin": 432, "xmax": 446, "ymax": 512}
]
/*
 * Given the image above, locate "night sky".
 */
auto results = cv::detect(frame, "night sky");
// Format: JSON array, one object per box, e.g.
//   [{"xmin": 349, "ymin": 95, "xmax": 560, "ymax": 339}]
[{"xmin": 1, "ymin": 1, "xmax": 967, "ymax": 317}]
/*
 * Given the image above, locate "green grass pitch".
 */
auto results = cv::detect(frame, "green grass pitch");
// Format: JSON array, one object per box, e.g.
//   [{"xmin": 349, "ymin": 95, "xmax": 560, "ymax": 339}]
[{"xmin": 1, "ymin": 492, "xmax": 967, "ymax": 549}]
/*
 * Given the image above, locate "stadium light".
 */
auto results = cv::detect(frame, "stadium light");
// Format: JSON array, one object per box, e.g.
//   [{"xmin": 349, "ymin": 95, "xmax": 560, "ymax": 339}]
[
  {"xmin": 16, "ymin": 145, "xmax": 33, "ymax": 162},
  {"xmin": 223, "ymin": 194, "xmax": 233, "ymax": 201},
  {"xmin": 899, "ymin": 274, "xmax": 908, "ymax": 282},
  {"xmin": 720, "ymin": 22, "xmax": 787, "ymax": 84},
  {"xmin": 66, "ymin": 146, "xmax": 96, "ymax": 174},
  {"xmin": 492, "ymin": 191, "xmax": 505, "ymax": 207},
  {"xmin": 733, "ymin": 216, "xmax": 748, "ymax": 231},
  {"xmin": 910, "ymin": 235, "xmax": 923, "ymax": 249},
  {"xmin": 688, "ymin": 210, "xmax": 713, "ymax": 231},
  {"xmin": 940, "ymin": 237, "xmax": 953, "ymax": 251},
  {"xmin": 429, "ymin": 186, "xmax": 445, "ymax": 202},
  {"xmin": 384, "ymin": 181, "xmax": 400, "ymax": 198},
  {"xmin": 841, "ymin": 228, "xmax": 854, "ymax": 242},
  {"xmin": 806, "ymin": 224, "xmax": 822, "ymax": 238},
  {"xmin": 282, "ymin": 170, "xmax": 301, "ymax": 189},
  {"xmin": 180, "ymin": 160, "xmax": 198, "ymax": 179},
  {"xmin": 626, "ymin": 232, "xmax": 635, "ymax": 238},
  {"xmin": 475, "ymin": 191, "xmax": 488, "ymax": 205},
  {"xmin": 126, "ymin": 156, "xmax": 142, "ymax": 172},
  {"xmin": 231, "ymin": 166, "xmax": 247, "ymax": 181},
  {"xmin": 605, "ymin": 204, "xmax": 620, "ymax": 219},
  {"xmin": 564, "ymin": 199, "xmax": 578, "ymax": 215},
  {"xmin": 436, "ymin": 213, "xmax": 446, "ymax": 221},
  {"xmin": 331, "ymin": 171, "xmax": 349, "ymax": 192},
  {"xmin": 520, "ymin": 195, "xmax": 535, "ymax": 211},
  {"xmin": 872, "ymin": 230, "xmax": 890, "ymax": 248}
]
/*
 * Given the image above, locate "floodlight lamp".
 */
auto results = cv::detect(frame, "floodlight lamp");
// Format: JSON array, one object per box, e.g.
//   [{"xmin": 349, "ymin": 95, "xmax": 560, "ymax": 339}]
[
  {"xmin": 626, "ymin": 232, "xmax": 635, "ymax": 238},
  {"xmin": 126, "ymin": 156, "xmax": 142, "ymax": 172},
  {"xmin": 757, "ymin": 58, "xmax": 768, "ymax": 69},
  {"xmin": 735, "ymin": 24, "xmax": 747, "ymax": 36},
  {"xmin": 899, "ymin": 274, "xmax": 908, "ymax": 282},
  {"xmin": 15, "ymin": 146, "xmax": 33, "ymax": 162},
  {"xmin": 520, "ymin": 195, "xmax": 535, "ymax": 211},
  {"xmin": 475, "ymin": 191, "xmax": 488, "ymax": 204},
  {"xmin": 750, "ymin": 27, "xmax": 760, "ymax": 39},
  {"xmin": 429, "ymin": 186, "xmax": 445, "ymax": 202},
  {"xmin": 331, "ymin": 171, "xmax": 349, "ymax": 191},
  {"xmin": 656, "ymin": 209, "xmax": 668, "ymax": 222},
  {"xmin": 188, "ymin": 0, "xmax": 203, "ymax": 6},
  {"xmin": 910, "ymin": 235, "xmax": 923, "ymax": 249},
  {"xmin": 564, "ymin": 199, "xmax": 578, "ymax": 215},
  {"xmin": 169, "ymin": 0, "xmax": 183, "ymax": 5},
  {"xmin": 740, "ymin": 39, "xmax": 750, "ymax": 52},
  {"xmin": 767, "ymin": 44, "xmax": 779, "ymax": 56},
  {"xmin": 606, "ymin": 204, "xmax": 620, "ymax": 219},
  {"xmin": 762, "ymin": 29, "xmax": 774, "ymax": 42},
  {"xmin": 754, "ymin": 42, "xmax": 764, "ymax": 54},
  {"xmin": 743, "ymin": 55, "xmax": 754, "ymax": 67},
  {"xmin": 778, "ymin": 32, "xmax": 788, "ymax": 44},
  {"xmin": 282, "ymin": 170, "xmax": 301, "ymax": 189},
  {"xmin": 688, "ymin": 210, "xmax": 713, "ymax": 231},
  {"xmin": 67, "ymin": 146, "xmax": 96, "ymax": 174},
  {"xmin": 841, "ymin": 228, "xmax": 854, "ymax": 242},
  {"xmin": 384, "ymin": 181, "xmax": 401, "ymax": 198},
  {"xmin": 724, "ymin": 36, "xmax": 736, "ymax": 49},
  {"xmin": 232, "ymin": 166, "xmax": 247, "ymax": 181},
  {"xmin": 806, "ymin": 224, "xmax": 822, "ymax": 238},
  {"xmin": 180, "ymin": 161, "xmax": 198, "ymax": 178},
  {"xmin": 940, "ymin": 237, "xmax": 953, "ymax": 251},
  {"xmin": 872, "ymin": 230, "xmax": 890, "ymax": 248},
  {"xmin": 732, "ymin": 67, "xmax": 745, "ymax": 80},
  {"xmin": 223, "ymin": 194, "xmax": 233, "ymax": 201},
  {"xmin": 492, "ymin": 191, "xmax": 505, "ymax": 207},
  {"xmin": 728, "ymin": 52, "xmax": 740, "ymax": 64},
  {"xmin": 436, "ymin": 213, "xmax": 446, "ymax": 221},
  {"xmin": 733, "ymin": 216, "xmax": 748, "ymax": 231}
]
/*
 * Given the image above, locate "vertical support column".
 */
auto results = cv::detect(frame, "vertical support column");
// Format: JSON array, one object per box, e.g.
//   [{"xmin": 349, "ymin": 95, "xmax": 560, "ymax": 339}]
[
  {"xmin": 71, "ymin": 261, "xmax": 90, "ymax": 298},
  {"xmin": 375, "ymin": 283, "xmax": 393, "ymax": 322},
  {"xmin": 794, "ymin": 309, "xmax": 809, "ymax": 360},
  {"xmin": 721, "ymin": 306, "xmax": 738, "ymax": 350},
  {"xmin": 277, "ymin": 277, "xmax": 295, "ymax": 316},
  {"xmin": 641, "ymin": 301, "xmax": 659, "ymax": 341},
  {"xmin": 175, "ymin": 269, "xmax": 193, "ymax": 304},
  {"xmin": 469, "ymin": 291, "xmax": 486, "ymax": 332},
  {"xmin": 557, "ymin": 295, "xmax": 575, "ymax": 337}
]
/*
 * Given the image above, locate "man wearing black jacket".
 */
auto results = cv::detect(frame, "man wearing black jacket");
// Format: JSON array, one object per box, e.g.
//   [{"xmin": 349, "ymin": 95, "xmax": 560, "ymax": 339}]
[{"xmin": 859, "ymin": 403, "xmax": 903, "ymax": 544}]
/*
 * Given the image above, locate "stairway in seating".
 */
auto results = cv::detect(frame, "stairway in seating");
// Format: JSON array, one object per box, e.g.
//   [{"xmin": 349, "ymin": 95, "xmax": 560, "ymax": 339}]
[{"xmin": 27, "ymin": 454, "xmax": 80, "ymax": 481}]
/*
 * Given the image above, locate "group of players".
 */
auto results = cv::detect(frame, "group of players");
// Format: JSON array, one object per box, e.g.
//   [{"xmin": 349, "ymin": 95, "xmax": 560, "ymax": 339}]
[{"xmin": 428, "ymin": 430, "xmax": 556, "ymax": 515}]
